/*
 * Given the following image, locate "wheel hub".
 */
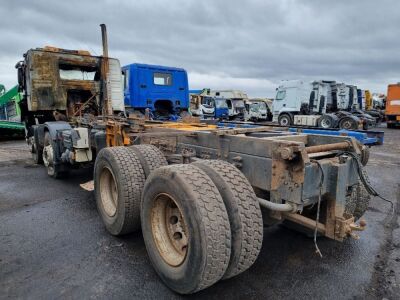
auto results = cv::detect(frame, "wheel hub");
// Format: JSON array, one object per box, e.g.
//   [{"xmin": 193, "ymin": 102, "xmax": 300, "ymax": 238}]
[
  {"xmin": 151, "ymin": 193, "xmax": 188, "ymax": 267},
  {"xmin": 321, "ymin": 118, "xmax": 331, "ymax": 128},
  {"xmin": 43, "ymin": 144, "xmax": 53, "ymax": 167},
  {"xmin": 280, "ymin": 117, "xmax": 289, "ymax": 126},
  {"xmin": 99, "ymin": 167, "xmax": 118, "ymax": 217},
  {"xmin": 342, "ymin": 120, "xmax": 352, "ymax": 129}
]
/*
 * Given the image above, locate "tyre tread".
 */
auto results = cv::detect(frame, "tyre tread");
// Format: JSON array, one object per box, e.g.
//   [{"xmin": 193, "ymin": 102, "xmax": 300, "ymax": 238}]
[
  {"xmin": 130, "ymin": 144, "xmax": 167, "ymax": 176},
  {"xmin": 166, "ymin": 164, "xmax": 231, "ymax": 292},
  {"xmin": 95, "ymin": 147, "xmax": 145, "ymax": 234},
  {"xmin": 194, "ymin": 160, "xmax": 263, "ymax": 279}
]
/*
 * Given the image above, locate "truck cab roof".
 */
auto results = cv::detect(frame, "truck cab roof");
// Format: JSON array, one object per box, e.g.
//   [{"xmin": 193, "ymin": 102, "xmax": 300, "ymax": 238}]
[{"xmin": 122, "ymin": 63, "xmax": 186, "ymax": 72}]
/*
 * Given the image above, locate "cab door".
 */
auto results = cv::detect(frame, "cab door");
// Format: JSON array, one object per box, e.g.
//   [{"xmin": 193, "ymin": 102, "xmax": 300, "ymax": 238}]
[
  {"xmin": 122, "ymin": 67, "xmax": 131, "ymax": 107},
  {"xmin": 138, "ymin": 67, "xmax": 148, "ymax": 107}
]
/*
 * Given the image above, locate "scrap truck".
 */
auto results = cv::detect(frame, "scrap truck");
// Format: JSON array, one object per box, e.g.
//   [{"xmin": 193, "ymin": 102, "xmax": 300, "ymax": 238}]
[
  {"xmin": 122, "ymin": 63, "xmax": 190, "ymax": 120},
  {"xmin": 16, "ymin": 25, "xmax": 375, "ymax": 294},
  {"xmin": 189, "ymin": 91, "xmax": 229, "ymax": 119},
  {"xmin": 386, "ymin": 83, "xmax": 400, "ymax": 128},
  {"xmin": 202, "ymin": 89, "xmax": 247, "ymax": 120},
  {"xmin": 0, "ymin": 84, "xmax": 25, "ymax": 136}
]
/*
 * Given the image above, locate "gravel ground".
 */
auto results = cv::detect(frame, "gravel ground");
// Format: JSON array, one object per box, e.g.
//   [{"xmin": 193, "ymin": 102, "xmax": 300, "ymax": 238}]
[{"xmin": 0, "ymin": 126, "xmax": 399, "ymax": 299}]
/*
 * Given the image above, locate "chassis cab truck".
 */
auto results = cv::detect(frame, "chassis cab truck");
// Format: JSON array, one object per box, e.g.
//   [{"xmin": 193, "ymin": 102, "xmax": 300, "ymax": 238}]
[
  {"xmin": 386, "ymin": 83, "xmax": 400, "ymax": 128},
  {"xmin": 14, "ymin": 27, "xmax": 373, "ymax": 295},
  {"xmin": 122, "ymin": 63, "xmax": 189, "ymax": 120},
  {"xmin": 92, "ymin": 126, "xmax": 371, "ymax": 294}
]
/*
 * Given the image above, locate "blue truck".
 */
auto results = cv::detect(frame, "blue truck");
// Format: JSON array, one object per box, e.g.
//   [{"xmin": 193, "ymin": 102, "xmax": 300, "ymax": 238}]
[
  {"xmin": 189, "ymin": 90, "xmax": 229, "ymax": 119},
  {"xmin": 122, "ymin": 63, "xmax": 189, "ymax": 120}
]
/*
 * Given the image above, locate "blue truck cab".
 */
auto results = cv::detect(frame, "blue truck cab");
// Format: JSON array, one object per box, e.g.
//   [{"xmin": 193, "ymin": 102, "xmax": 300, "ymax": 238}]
[
  {"xmin": 214, "ymin": 97, "xmax": 229, "ymax": 119},
  {"xmin": 122, "ymin": 63, "xmax": 189, "ymax": 119}
]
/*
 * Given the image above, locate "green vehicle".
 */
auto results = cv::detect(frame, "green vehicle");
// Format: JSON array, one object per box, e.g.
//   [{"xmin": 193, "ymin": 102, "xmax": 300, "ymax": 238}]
[{"xmin": 0, "ymin": 84, "xmax": 25, "ymax": 137}]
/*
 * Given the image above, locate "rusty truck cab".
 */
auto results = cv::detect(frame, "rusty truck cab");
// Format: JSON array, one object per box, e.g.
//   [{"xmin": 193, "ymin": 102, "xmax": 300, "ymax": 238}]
[{"xmin": 16, "ymin": 46, "xmax": 124, "ymax": 135}]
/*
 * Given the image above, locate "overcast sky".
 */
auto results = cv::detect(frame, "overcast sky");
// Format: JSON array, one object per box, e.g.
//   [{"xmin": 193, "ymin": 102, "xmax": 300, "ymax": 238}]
[{"xmin": 0, "ymin": 0, "xmax": 399, "ymax": 97}]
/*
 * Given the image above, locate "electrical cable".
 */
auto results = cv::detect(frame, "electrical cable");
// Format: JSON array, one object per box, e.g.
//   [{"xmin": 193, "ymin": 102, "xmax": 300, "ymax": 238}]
[
  {"xmin": 340, "ymin": 151, "xmax": 394, "ymax": 213},
  {"xmin": 311, "ymin": 159, "xmax": 324, "ymax": 258}
]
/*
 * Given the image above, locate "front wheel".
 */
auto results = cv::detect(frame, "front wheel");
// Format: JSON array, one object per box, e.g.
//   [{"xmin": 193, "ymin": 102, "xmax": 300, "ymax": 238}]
[
  {"xmin": 278, "ymin": 114, "xmax": 292, "ymax": 126},
  {"xmin": 42, "ymin": 131, "xmax": 67, "ymax": 178},
  {"xmin": 31, "ymin": 137, "xmax": 43, "ymax": 164}
]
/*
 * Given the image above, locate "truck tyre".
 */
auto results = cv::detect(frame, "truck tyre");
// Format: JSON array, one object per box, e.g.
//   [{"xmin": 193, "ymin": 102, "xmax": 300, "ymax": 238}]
[
  {"xmin": 129, "ymin": 110, "xmax": 144, "ymax": 118},
  {"xmin": 360, "ymin": 145, "xmax": 370, "ymax": 166},
  {"xmin": 94, "ymin": 147, "xmax": 145, "ymax": 235},
  {"xmin": 32, "ymin": 139, "xmax": 43, "ymax": 164},
  {"xmin": 278, "ymin": 113, "xmax": 292, "ymax": 126},
  {"xmin": 345, "ymin": 181, "xmax": 371, "ymax": 221},
  {"xmin": 42, "ymin": 131, "xmax": 67, "ymax": 178},
  {"xmin": 362, "ymin": 120, "xmax": 370, "ymax": 130},
  {"xmin": 318, "ymin": 114, "xmax": 338, "ymax": 129},
  {"xmin": 192, "ymin": 160, "xmax": 263, "ymax": 279},
  {"xmin": 180, "ymin": 110, "xmax": 191, "ymax": 119},
  {"xmin": 339, "ymin": 116, "xmax": 358, "ymax": 130},
  {"xmin": 141, "ymin": 164, "xmax": 231, "ymax": 294},
  {"xmin": 129, "ymin": 144, "xmax": 167, "ymax": 177}
]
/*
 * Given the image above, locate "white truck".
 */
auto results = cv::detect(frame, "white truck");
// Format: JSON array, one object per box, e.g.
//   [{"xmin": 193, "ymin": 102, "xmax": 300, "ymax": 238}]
[
  {"xmin": 244, "ymin": 98, "xmax": 273, "ymax": 121},
  {"xmin": 273, "ymin": 80, "xmax": 364, "ymax": 129},
  {"xmin": 202, "ymin": 90, "xmax": 247, "ymax": 120},
  {"xmin": 189, "ymin": 94, "xmax": 215, "ymax": 118},
  {"xmin": 273, "ymin": 80, "xmax": 330, "ymax": 125}
]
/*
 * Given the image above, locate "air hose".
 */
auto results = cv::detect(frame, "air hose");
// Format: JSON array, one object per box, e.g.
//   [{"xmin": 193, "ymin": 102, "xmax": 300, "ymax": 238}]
[{"xmin": 340, "ymin": 151, "xmax": 394, "ymax": 213}]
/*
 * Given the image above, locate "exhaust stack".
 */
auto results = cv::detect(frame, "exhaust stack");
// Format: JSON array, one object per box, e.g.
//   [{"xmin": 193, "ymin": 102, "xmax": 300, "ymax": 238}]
[
  {"xmin": 100, "ymin": 24, "xmax": 109, "ymax": 59},
  {"xmin": 100, "ymin": 24, "xmax": 112, "ymax": 115}
]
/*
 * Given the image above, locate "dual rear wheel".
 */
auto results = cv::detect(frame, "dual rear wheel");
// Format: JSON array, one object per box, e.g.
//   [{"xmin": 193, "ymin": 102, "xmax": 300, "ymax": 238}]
[{"xmin": 94, "ymin": 147, "xmax": 263, "ymax": 294}]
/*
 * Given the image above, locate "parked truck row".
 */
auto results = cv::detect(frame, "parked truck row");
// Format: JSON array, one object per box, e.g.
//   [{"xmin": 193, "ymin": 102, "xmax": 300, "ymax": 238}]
[
  {"xmin": 13, "ymin": 25, "xmax": 376, "ymax": 294},
  {"xmin": 190, "ymin": 89, "xmax": 273, "ymax": 121},
  {"xmin": 272, "ymin": 80, "xmax": 384, "ymax": 130}
]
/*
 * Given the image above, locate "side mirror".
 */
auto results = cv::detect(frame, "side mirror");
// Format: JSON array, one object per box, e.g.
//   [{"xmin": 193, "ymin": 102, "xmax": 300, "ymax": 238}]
[{"xmin": 17, "ymin": 67, "xmax": 24, "ymax": 88}]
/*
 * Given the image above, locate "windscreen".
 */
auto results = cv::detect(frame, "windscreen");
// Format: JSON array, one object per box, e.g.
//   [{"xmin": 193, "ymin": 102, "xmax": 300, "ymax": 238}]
[
  {"xmin": 154, "ymin": 72, "xmax": 172, "ymax": 86},
  {"xmin": 59, "ymin": 64, "xmax": 98, "ymax": 80},
  {"xmin": 215, "ymin": 99, "xmax": 228, "ymax": 108},
  {"xmin": 201, "ymin": 97, "xmax": 214, "ymax": 108},
  {"xmin": 233, "ymin": 100, "xmax": 245, "ymax": 107}
]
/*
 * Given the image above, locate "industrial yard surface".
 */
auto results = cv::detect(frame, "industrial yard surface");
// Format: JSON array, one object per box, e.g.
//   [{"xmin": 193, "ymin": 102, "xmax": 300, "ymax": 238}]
[{"xmin": 0, "ymin": 126, "xmax": 398, "ymax": 299}]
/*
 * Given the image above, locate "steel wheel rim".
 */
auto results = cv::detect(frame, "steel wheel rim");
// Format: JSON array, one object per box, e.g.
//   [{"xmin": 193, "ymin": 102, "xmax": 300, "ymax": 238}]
[
  {"xmin": 321, "ymin": 118, "xmax": 331, "ymax": 128},
  {"xmin": 43, "ymin": 144, "xmax": 52, "ymax": 166},
  {"xmin": 151, "ymin": 193, "xmax": 188, "ymax": 267},
  {"xmin": 342, "ymin": 120, "xmax": 352, "ymax": 129},
  {"xmin": 100, "ymin": 167, "xmax": 118, "ymax": 217},
  {"xmin": 280, "ymin": 117, "xmax": 289, "ymax": 126},
  {"xmin": 43, "ymin": 141, "xmax": 55, "ymax": 175}
]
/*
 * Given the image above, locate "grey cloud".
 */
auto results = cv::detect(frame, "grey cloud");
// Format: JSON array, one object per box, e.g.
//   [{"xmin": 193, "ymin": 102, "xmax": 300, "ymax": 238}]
[{"xmin": 0, "ymin": 0, "xmax": 398, "ymax": 97}]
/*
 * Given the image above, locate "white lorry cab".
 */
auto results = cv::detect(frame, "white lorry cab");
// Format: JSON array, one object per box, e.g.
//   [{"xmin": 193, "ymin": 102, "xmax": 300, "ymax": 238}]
[
  {"xmin": 272, "ymin": 80, "xmax": 329, "ymax": 126},
  {"xmin": 202, "ymin": 90, "xmax": 248, "ymax": 120},
  {"xmin": 244, "ymin": 98, "xmax": 273, "ymax": 121}
]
